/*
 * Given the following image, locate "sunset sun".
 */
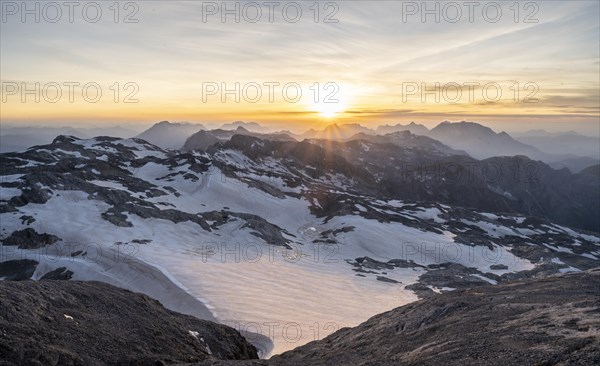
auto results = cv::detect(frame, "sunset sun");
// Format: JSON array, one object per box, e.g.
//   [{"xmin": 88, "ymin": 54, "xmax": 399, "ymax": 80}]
[
  {"xmin": 308, "ymin": 85, "xmax": 350, "ymax": 118},
  {"xmin": 313, "ymin": 101, "xmax": 346, "ymax": 118}
]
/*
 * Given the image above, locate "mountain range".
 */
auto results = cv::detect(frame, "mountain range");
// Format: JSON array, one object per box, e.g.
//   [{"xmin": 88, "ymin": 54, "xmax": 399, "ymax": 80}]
[
  {"xmin": 3, "ymin": 120, "xmax": 598, "ymax": 173},
  {"xmin": 513, "ymin": 130, "xmax": 600, "ymax": 159}
]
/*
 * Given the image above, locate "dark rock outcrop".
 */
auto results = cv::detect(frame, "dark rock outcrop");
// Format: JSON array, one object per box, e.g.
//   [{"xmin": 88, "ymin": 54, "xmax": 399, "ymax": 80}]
[
  {"xmin": 0, "ymin": 281, "xmax": 258, "ymax": 365},
  {"xmin": 40, "ymin": 267, "xmax": 74, "ymax": 280},
  {"xmin": 0, "ymin": 259, "xmax": 38, "ymax": 281},
  {"xmin": 183, "ymin": 130, "xmax": 221, "ymax": 152},
  {"xmin": 1, "ymin": 228, "xmax": 59, "ymax": 249}
]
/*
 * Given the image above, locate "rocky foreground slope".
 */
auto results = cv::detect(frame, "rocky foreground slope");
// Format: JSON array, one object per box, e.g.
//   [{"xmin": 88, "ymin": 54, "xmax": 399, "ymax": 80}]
[
  {"xmin": 1, "ymin": 270, "xmax": 598, "ymax": 366},
  {"xmin": 0, "ymin": 281, "xmax": 258, "ymax": 365},
  {"xmin": 267, "ymin": 269, "xmax": 600, "ymax": 366}
]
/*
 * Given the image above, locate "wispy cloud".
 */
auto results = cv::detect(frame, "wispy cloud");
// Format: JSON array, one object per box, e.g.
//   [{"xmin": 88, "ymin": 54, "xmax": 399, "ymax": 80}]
[{"xmin": 1, "ymin": 0, "xmax": 598, "ymax": 133}]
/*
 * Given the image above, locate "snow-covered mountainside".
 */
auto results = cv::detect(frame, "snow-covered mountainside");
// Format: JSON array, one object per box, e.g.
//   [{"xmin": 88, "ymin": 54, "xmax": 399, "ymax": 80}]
[{"xmin": 1, "ymin": 134, "xmax": 599, "ymax": 356}]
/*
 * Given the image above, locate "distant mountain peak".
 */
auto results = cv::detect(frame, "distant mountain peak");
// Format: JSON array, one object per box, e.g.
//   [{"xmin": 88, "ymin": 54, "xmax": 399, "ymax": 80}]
[
  {"xmin": 136, "ymin": 121, "xmax": 207, "ymax": 149},
  {"xmin": 375, "ymin": 122, "xmax": 429, "ymax": 136},
  {"xmin": 151, "ymin": 120, "xmax": 202, "ymax": 128},
  {"xmin": 428, "ymin": 121, "xmax": 548, "ymax": 160},
  {"xmin": 221, "ymin": 121, "xmax": 267, "ymax": 132},
  {"xmin": 235, "ymin": 126, "xmax": 251, "ymax": 133},
  {"xmin": 433, "ymin": 121, "xmax": 496, "ymax": 134}
]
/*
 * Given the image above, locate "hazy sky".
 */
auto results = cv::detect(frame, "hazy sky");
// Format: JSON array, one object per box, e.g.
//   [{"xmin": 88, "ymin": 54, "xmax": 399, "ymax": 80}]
[{"xmin": 1, "ymin": 0, "xmax": 599, "ymax": 134}]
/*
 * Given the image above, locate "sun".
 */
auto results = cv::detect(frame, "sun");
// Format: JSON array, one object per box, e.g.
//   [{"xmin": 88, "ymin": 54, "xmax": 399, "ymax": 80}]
[
  {"xmin": 313, "ymin": 101, "xmax": 346, "ymax": 118},
  {"xmin": 301, "ymin": 82, "xmax": 353, "ymax": 119},
  {"xmin": 308, "ymin": 87, "xmax": 349, "ymax": 118}
]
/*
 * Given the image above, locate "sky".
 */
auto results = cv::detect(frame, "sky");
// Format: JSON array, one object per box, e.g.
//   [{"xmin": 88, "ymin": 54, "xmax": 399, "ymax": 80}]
[{"xmin": 1, "ymin": 0, "xmax": 599, "ymax": 135}]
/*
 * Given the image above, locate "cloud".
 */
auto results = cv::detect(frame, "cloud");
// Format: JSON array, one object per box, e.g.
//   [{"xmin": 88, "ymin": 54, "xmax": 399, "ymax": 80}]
[{"xmin": 0, "ymin": 0, "xmax": 598, "ymax": 134}]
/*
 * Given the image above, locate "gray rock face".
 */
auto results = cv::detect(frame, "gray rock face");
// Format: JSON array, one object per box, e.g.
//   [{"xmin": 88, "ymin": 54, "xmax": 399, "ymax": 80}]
[
  {"xmin": 0, "ymin": 280, "xmax": 258, "ymax": 365},
  {"xmin": 0, "ymin": 259, "xmax": 38, "ymax": 280},
  {"xmin": 1, "ymin": 228, "xmax": 59, "ymax": 249},
  {"xmin": 233, "ymin": 212, "xmax": 293, "ymax": 248},
  {"xmin": 416, "ymin": 262, "xmax": 494, "ymax": 289},
  {"xmin": 183, "ymin": 130, "xmax": 221, "ymax": 152},
  {"xmin": 40, "ymin": 267, "xmax": 74, "ymax": 280}
]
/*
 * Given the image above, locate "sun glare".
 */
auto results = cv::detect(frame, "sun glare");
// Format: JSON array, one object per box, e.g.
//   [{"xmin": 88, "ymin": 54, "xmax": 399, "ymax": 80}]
[
  {"xmin": 313, "ymin": 102, "xmax": 346, "ymax": 118},
  {"xmin": 308, "ymin": 85, "xmax": 350, "ymax": 118}
]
